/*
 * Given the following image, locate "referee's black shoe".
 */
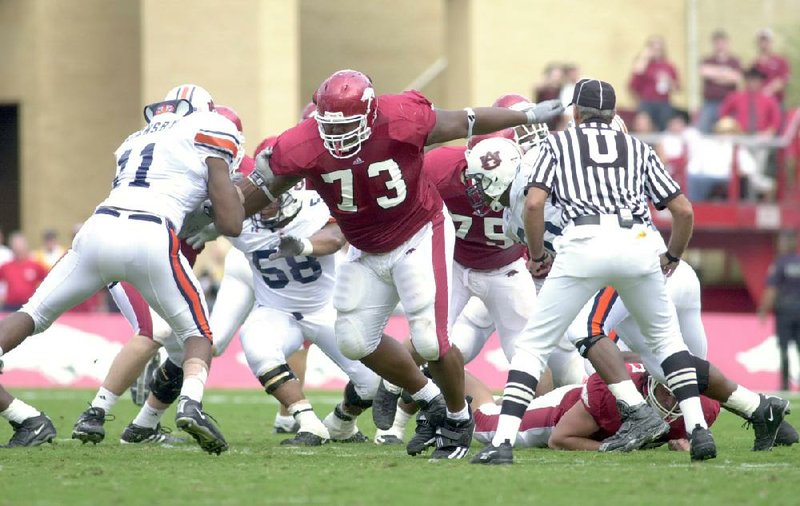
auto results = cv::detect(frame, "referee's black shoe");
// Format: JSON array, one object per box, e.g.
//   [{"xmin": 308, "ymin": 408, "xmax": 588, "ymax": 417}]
[
  {"xmin": 470, "ymin": 440, "xmax": 513, "ymax": 465},
  {"xmin": 689, "ymin": 425, "xmax": 717, "ymax": 461},
  {"xmin": 599, "ymin": 400, "xmax": 670, "ymax": 452}
]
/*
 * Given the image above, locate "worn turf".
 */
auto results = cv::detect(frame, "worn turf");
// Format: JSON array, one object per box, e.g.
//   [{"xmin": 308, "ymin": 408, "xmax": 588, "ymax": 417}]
[{"xmin": 0, "ymin": 389, "xmax": 797, "ymax": 506}]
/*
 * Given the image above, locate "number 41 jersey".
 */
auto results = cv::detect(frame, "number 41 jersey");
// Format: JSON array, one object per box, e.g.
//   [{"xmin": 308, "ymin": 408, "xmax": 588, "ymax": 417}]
[
  {"xmin": 228, "ymin": 190, "xmax": 336, "ymax": 314},
  {"xmin": 99, "ymin": 111, "xmax": 241, "ymax": 231}
]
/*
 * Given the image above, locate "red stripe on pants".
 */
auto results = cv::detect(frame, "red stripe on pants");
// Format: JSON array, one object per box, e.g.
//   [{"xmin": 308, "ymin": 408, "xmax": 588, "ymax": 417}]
[{"xmin": 430, "ymin": 210, "xmax": 451, "ymax": 358}]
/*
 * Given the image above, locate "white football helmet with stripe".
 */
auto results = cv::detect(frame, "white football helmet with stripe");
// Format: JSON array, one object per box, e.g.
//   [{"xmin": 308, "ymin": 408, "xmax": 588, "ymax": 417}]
[
  {"xmin": 464, "ymin": 137, "xmax": 523, "ymax": 216},
  {"xmin": 164, "ymin": 84, "xmax": 215, "ymax": 113}
]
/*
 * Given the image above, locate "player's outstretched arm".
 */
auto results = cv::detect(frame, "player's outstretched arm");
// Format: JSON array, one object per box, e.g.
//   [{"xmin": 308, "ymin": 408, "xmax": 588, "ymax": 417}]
[
  {"xmin": 548, "ymin": 402, "xmax": 602, "ymax": 451},
  {"xmin": 426, "ymin": 100, "xmax": 563, "ymax": 146},
  {"xmin": 207, "ymin": 157, "xmax": 244, "ymax": 237},
  {"xmin": 268, "ymin": 223, "xmax": 345, "ymax": 261}
]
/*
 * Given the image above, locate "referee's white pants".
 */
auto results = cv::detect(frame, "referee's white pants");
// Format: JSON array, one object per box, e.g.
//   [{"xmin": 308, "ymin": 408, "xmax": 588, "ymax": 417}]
[{"xmin": 510, "ymin": 221, "xmax": 688, "ymax": 382}]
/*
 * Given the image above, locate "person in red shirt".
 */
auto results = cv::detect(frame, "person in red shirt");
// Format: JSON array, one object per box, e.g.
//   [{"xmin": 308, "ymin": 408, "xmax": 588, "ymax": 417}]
[
  {"xmin": 697, "ymin": 30, "xmax": 742, "ymax": 133},
  {"xmin": 629, "ymin": 36, "xmax": 680, "ymax": 131},
  {"xmin": 719, "ymin": 67, "xmax": 782, "ymax": 135},
  {"xmin": 0, "ymin": 233, "xmax": 47, "ymax": 311},
  {"xmin": 752, "ymin": 28, "xmax": 791, "ymax": 106}
]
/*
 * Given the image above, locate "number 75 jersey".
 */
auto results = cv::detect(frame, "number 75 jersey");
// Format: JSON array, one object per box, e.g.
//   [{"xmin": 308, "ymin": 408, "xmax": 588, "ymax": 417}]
[
  {"xmin": 100, "ymin": 111, "xmax": 241, "ymax": 231},
  {"xmin": 228, "ymin": 190, "xmax": 336, "ymax": 314}
]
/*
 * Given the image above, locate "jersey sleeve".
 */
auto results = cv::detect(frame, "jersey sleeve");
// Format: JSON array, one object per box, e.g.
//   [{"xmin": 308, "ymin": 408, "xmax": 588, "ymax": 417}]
[
  {"xmin": 525, "ymin": 140, "xmax": 557, "ymax": 194},
  {"xmin": 386, "ymin": 91, "xmax": 437, "ymax": 148},
  {"xmin": 193, "ymin": 113, "xmax": 242, "ymax": 169},
  {"xmin": 643, "ymin": 144, "xmax": 682, "ymax": 210},
  {"xmin": 268, "ymin": 128, "xmax": 313, "ymax": 178},
  {"xmin": 581, "ymin": 374, "xmax": 623, "ymax": 436},
  {"xmin": 422, "ymin": 147, "xmax": 465, "ymax": 197}
]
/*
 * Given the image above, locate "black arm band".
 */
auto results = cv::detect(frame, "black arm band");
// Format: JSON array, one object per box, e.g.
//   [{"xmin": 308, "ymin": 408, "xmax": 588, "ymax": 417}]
[
  {"xmin": 664, "ymin": 251, "xmax": 680, "ymax": 263},
  {"xmin": 532, "ymin": 252, "xmax": 549, "ymax": 263}
]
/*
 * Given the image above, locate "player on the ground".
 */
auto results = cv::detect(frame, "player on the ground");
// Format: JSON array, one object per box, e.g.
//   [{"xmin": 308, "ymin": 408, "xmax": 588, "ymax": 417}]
[
  {"xmin": 0, "ymin": 85, "xmax": 243, "ymax": 453},
  {"xmin": 70, "ymin": 104, "xmax": 249, "ymax": 446},
  {"xmin": 211, "ymin": 69, "xmax": 564, "ymax": 459}
]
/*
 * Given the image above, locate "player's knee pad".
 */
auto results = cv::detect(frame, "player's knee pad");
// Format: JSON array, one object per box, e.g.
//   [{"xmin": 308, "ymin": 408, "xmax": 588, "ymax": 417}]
[
  {"xmin": 408, "ymin": 315, "xmax": 440, "ymax": 362},
  {"xmin": 574, "ymin": 334, "xmax": 606, "ymax": 358},
  {"xmin": 344, "ymin": 380, "xmax": 373, "ymax": 409},
  {"xmin": 148, "ymin": 358, "xmax": 184, "ymax": 404},
  {"xmin": 335, "ymin": 315, "xmax": 375, "ymax": 360},
  {"xmin": 257, "ymin": 363, "xmax": 297, "ymax": 396},
  {"xmin": 333, "ymin": 262, "xmax": 369, "ymax": 313}
]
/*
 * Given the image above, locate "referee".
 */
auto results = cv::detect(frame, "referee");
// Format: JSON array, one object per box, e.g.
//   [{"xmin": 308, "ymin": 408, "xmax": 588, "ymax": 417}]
[{"xmin": 472, "ymin": 79, "xmax": 716, "ymax": 464}]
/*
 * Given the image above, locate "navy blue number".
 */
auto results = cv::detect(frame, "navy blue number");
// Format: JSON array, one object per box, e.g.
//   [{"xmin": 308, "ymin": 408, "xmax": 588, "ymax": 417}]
[
  {"xmin": 112, "ymin": 149, "xmax": 132, "ymax": 188},
  {"xmin": 129, "ymin": 143, "xmax": 155, "ymax": 188},
  {"xmin": 251, "ymin": 250, "xmax": 322, "ymax": 289}
]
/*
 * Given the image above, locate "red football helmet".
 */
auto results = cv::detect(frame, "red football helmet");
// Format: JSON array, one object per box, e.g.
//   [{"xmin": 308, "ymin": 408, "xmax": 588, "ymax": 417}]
[
  {"xmin": 253, "ymin": 135, "xmax": 278, "ymax": 158},
  {"xmin": 216, "ymin": 105, "xmax": 243, "ymax": 133},
  {"xmin": 299, "ymin": 101, "xmax": 316, "ymax": 122},
  {"xmin": 493, "ymin": 93, "xmax": 549, "ymax": 152},
  {"xmin": 313, "ymin": 70, "xmax": 377, "ymax": 159}
]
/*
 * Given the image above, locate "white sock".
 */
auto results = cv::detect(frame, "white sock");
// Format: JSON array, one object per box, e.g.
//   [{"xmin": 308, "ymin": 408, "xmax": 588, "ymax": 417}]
[
  {"xmin": 679, "ymin": 396, "xmax": 708, "ymax": 433},
  {"xmin": 1, "ymin": 398, "xmax": 41, "ymax": 424},
  {"xmin": 393, "ymin": 405, "xmax": 413, "ymax": 432},
  {"xmin": 447, "ymin": 404, "xmax": 470, "ymax": 422},
  {"xmin": 289, "ymin": 400, "xmax": 328, "ymax": 438},
  {"xmin": 91, "ymin": 387, "xmax": 120, "ymax": 413},
  {"xmin": 608, "ymin": 380, "xmax": 645, "ymax": 407},
  {"xmin": 410, "ymin": 379, "xmax": 440, "ymax": 404},
  {"xmin": 491, "ymin": 414, "xmax": 521, "ymax": 447},
  {"xmin": 274, "ymin": 413, "xmax": 296, "ymax": 428},
  {"xmin": 722, "ymin": 386, "xmax": 761, "ymax": 418},
  {"xmin": 180, "ymin": 376, "xmax": 206, "ymax": 402},
  {"xmin": 132, "ymin": 403, "xmax": 165, "ymax": 429}
]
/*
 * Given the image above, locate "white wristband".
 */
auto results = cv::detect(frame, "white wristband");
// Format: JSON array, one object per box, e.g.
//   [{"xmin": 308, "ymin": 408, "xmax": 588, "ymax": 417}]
[
  {"xmin": 525, "ymin": 108, "xmax": 538, "ymax": 125},
  {"xmin": 299, "ymin": 238, "xmax": 313, "ymax": 256}
]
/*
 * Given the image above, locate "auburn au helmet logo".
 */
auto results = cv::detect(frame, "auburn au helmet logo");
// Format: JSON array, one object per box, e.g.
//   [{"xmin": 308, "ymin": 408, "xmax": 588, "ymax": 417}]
[{"xmin": 480, "ymin": 151, "xmax": 502, "ymax": 170}]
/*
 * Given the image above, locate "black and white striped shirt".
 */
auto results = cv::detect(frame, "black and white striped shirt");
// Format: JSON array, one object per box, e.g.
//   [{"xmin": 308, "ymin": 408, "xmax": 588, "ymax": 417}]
[{"xmin": 526, "ymin": 122, "xmax": 681, "ymax": 221}]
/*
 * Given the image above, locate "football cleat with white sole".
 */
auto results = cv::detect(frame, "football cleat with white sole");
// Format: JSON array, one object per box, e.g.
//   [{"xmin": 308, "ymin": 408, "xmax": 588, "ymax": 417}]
[
  {"xmin": 280, "ymin": 431, "xmax": 328, "ymax": 446},
  {"xmin": 430, "ymin": 414, "xmax": 474, "ymax": 460},
  {"xmin": 4, "ymin": 413, "xmax": 57, "ymax": 448},
  {"xmin": 374, "ymin": 428, "xmax": 404, "ymax": 445},
  {"xmin": 749, "ymin": 395, "xmax": 790, "ymax": 451},
  {"xmin": 470, "ymin": 440, "xmax": 513, "ymax": 465},
  {"xmin": 72, "ymin": 406, "xmax": 113, "ymax": 444},
  {"xmin": 175, "ymin": 397, "xmax": 228, "ymax": 455},
  {"xmin": 120, "ymin": 423, "xmax": 186, "ymax": 445}
]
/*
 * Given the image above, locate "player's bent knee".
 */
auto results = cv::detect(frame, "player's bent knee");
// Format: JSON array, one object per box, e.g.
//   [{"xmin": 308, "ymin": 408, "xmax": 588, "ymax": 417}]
[
  {"xmin": 574, "ymin": 334, "xmax": 606, "ymax": 358},
  {"xmin": 409, "ymin": 318, "xmax": 440, "ymax": 362},
  {"xmin": 257, "ymin": 364, "xmax": 297, "ymax": 395},
  {"xmin": 149, "ymin": 359, "xmax": 184, "ymax": 404},
  {"xmin": 344, "ymin": 380, "xmax": 374, "ymax": 408},
  {"xmin": 335, "ymin": 316, "xmax": 375, "ymax": 360}
]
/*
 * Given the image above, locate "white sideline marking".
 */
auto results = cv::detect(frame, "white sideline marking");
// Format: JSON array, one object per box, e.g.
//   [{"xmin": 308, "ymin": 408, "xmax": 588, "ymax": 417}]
[{"xmin": 13, "ymin": 390, "xmax": 343, "ymax": 405}]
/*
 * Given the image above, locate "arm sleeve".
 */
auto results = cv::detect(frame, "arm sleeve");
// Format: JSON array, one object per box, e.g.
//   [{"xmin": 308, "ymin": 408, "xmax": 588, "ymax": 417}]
[
  {"xmin": 422, "ymin": 148, "xmax": 463, "ymax": 195},
  {"xmin": 387, "ymin": 91, "xmax": 437, "ymax": 148},
  {"xmin": 643, "ymin": 144, "xmax": 682, "ymax": 209},
  {"xmin": 524, "ymin": 141, "xmax": 556, "ymax": 194},
  {"xmin": 581, "ymin": 375, "xmax": 623, "ymax": 435},
  {"xmin": 193, "ymin": 114, "xmax": 242, "ymax": 168}
]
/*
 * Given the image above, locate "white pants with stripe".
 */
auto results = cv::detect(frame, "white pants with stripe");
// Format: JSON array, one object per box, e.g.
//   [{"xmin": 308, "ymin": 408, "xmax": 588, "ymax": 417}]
[
  {"xmin": 511, "ymin": 218, "xmax": 688, "ymax": 382},
  {"xmin": 22, "ymin": 211, "xmax": 211, "ymax": 343}
]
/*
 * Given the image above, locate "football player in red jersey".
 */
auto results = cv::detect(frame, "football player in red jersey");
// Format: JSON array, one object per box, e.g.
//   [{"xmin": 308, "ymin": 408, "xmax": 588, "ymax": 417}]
[{"xmin": 233, "ymin": 69, "xmax": 564, "ymax": 459}]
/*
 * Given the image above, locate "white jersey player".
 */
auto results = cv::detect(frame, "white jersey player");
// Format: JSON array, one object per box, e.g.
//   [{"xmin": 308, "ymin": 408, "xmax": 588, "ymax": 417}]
[{"xmin": 0, "ymin": 84, "xmax": 243, "ymax": 453}]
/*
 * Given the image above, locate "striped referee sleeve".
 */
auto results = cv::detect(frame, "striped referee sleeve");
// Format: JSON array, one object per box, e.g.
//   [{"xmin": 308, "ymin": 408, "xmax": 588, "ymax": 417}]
[
  {"xmin": 524, "ymin": 141, "xmax": 557, "ymax": 194},
  {"xmin": 642, "ymin": 145, "xmax": 681, "ymax": 209}
]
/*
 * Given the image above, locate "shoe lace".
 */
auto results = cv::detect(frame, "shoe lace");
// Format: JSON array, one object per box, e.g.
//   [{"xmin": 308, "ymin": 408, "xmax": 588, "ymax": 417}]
[{"xmin": 85, "ymin": 404, "xmax": 115, "ymax": 422}]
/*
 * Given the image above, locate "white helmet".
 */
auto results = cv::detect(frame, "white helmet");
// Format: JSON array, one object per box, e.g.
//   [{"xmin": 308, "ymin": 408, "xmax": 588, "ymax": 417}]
[
  {"xmin": 464, "ymin": 137, "xmax": 523, "ymax": 216},
  {"xmin": 645, "ymin": 375, "xmax": 682, "ymax": 423},
  {"xmin": 252, "ymin": 180, "xmax": 306, "ymax": 230},
  {"xmin": 163, "ymin": 84, "xmax": 215, "ymax": 113}
]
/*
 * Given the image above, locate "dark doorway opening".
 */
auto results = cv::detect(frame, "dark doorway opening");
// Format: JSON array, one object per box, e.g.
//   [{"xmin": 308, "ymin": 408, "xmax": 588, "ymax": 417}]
[{"xmin": 0, "ymin": 105, "xmax": 20, "ymax": 240}]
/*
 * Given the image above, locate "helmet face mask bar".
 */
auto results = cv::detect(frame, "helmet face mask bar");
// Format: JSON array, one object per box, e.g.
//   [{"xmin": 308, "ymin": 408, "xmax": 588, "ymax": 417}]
[
  {"xmin": 315, "ymin": 113, "xmax": 372, "ymax": 159},
  {"xmin": 645, "ymin": 375, "xmax": 683, "ymax": 423},
  {"xmin": 464, "ymin": 173, "xmax": 493, "ymax": 217},
  {"xmin": 251, "ymin": 180, "xmax": 305, "ymax": 230},
  {"xmin": 313, "ymin": 70, "xmax": 377, "ymax": 159}
]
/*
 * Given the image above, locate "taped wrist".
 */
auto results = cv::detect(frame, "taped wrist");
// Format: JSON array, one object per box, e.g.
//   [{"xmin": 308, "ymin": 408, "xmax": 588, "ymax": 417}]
[
  {"xmin": 575, "ymin": 334, "xmax": 607, "ymax": 358},
  {"xmin": 248, "ymin": 172, "xmax": 277, "ymax": 203},
  {"xmin": 343, "ymin": 380, "xmax": 373, "ymax": 410},
  {"xmin": 148, "ymin": 359, "xmax": 184, "ymax": 404},
  {"xmin": 258, "ymin": 364, "xmax": 297, "ymax": 395},
  {"xmin": 299, "ymin": 237, "xmax": 313, "ymax": 256}
]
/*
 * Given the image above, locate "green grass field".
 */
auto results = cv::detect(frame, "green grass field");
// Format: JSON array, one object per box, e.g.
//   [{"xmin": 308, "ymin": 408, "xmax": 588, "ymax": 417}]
[{"xmin": 0, "ymin": 389, "xmax": 798, "ymax": 506}]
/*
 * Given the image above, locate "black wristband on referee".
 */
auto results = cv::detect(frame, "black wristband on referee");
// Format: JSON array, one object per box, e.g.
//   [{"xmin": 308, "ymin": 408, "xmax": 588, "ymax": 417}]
[
  {"xmin": 532, "ymin": 252, "xmax": 549, "ymax": 263},
  {"xmin": 664, "ymin": 251, "xmax": 680, "ymax": 263}
]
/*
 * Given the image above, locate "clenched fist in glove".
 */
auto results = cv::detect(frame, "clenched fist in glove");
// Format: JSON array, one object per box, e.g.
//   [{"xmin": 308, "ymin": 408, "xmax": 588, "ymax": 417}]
[
  {"xmin": 523, "ymin": 99, "xmax": 565, "ymax": 125},
  {"xmin": 268, "ymin": 235, "xmax": 313, "ymax": 260}
]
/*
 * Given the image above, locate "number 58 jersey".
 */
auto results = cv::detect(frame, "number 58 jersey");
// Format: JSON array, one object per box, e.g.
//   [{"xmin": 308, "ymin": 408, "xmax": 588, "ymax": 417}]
[
  {"xmin": 228, "ymin": 190, "xmax": 336, "ymax": 314},
  {"xmin": 100, "ymin": 111, "xmax": 241, "ymax": 231}
]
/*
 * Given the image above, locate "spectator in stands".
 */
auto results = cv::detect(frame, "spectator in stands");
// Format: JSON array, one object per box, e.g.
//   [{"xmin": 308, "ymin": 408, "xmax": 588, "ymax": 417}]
[
  {"xmin": 697, "ymin": 30, "xmax": 742, "ymax": 134},
  {"xmin": 751, "ymin": 28, "xmax": 791, "ymax": 107},
  {"xmin": 0, "ymin": 229, "xmax": 11, "ymax": 267},
  {"xmin": 631, "ymin": 110, "xmax": 656, "ymax": 135},
  {"xmin": 629, "ymin": 35, "xmax": 680, "ymax": 131},
  {"xmin": 0, "ymin": 232, "xmax": 48, "ymax": 311},
  {"xmin": 760, "ymin": 230, "xmax": 800, "ymax": 391},
  {"xmin": 533, "ymin": 63, "xmax": 563, "ymax": 103},
  {"xmin": 33, "ymin": 229, "xmax": 65, "ymax": 270},
  {"xmin": 660, "ymin": 110, "xmax": 696, "ymax": 183},
  {"xmin": 720, "ymin": 67, "xmax": 782, "ymax": 135}
]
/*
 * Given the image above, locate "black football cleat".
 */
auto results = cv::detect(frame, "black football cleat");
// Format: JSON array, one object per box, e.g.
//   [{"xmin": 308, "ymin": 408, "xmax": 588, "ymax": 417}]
[
  {"xmin": 775, "ymin": 420, "xmax": 799, "ymax": 447},
  {"xmin": 599, "ymin": 401, "xmax": 670, "ymax": 452},
  {"xmin": 373, "ymin": 380, "xmax": 402, "ymax": 430},
  {"xmin": 374, "ymin": 433, "xmax": 404, "ymax": 445},
  {"xmin": 406, "ymin": 411, "xmax": 437, "ymax": 456},
  {"xmin": 175, "ymin": 397, "xmax": 228, "ymax": 455},
  {"xmin": 749, "ymin": 395, "xmax": 790, "ymax": 451},
  {"xmin": 120, "ymin": 423, "xmax": 186, "ymax": 445},
  {"xmin": 71, "ymin": 406, "xmax": 111, "ymax": 444},
  {"xmin": 470, "ymin": 440, "xmax": 513, "ymax": 465},
  {"xmin": 4, "ymin": 413, "xmax": 56, "ymax": 448},
  {"xmin": 430, "ymin": 414, "xmax": 474, "ymax": 460},
  {"xmin": 416, "ymin": 393, "xmax": 447, "ymax": 428},
  {"xmin": 689, "ymin": 424, "xmax": 717, "ymax": 461},
  {"xmin": 280, "ymin": 431, "xmax": 328, "ymax": 446},
  {"xmin": 331, "ymin": 430, "xmax": 368, "ymax": 443}
]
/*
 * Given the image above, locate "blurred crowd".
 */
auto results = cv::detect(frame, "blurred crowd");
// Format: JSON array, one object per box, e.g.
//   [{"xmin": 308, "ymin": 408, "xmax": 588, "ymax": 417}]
[{"xmin": 533, "ymin": 28, "xmax": 797, "ymax": 203}]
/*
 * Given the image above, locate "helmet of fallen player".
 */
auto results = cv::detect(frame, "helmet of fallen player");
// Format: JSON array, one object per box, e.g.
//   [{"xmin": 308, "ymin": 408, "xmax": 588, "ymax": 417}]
[
  {"xmin": 313, "ymin": 69, "xmax": 377, "ymax": 159},
  {"xmin": 250, "ymin": 141, "xmax": 305, "ymax": 229},
  {"xmin": 493, "ymin": 93, "xmax": 549, "ymax": 152},
  {"xmin": 464, "ymin": 137, "xmax": 523, "ymax": 216},
  {"xmin": 645, "ymin": 374, "xmax": 683, "ymax": 423}
]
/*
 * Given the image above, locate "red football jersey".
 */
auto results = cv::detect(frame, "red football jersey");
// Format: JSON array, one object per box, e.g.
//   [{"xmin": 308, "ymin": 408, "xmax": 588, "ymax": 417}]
[
  {"xmin": 423, "ymin": 146, "xmax": 525, "ymax": 270},
  {"xmin": 269, "ymin": 91, "xmax": 442, "ymax": 253},
  {"xmin": 582, "ymin": 363, "xmax": 720, "ymax": 440}
]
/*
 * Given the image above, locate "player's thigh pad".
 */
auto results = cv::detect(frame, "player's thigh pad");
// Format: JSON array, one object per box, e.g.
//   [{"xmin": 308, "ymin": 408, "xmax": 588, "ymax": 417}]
[
  {"xmin": 239, "ymin": 306, "xmax": 304, "ymax": 377},
  {"xmin": 333, "ymin": 260, "xmax": 397, "ymax": 360}
]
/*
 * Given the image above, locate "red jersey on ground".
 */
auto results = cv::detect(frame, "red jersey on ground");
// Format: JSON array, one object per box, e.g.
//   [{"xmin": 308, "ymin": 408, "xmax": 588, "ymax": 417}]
[
  {"xmin": 0, "ymin": 259, "xmax": 48, "ymax": 307},
  {"xmin": 423, "ymin": 146, "xmax": 525, "ymax": 270},
  {"xmin": 583, "ymin": 363, "xmax": 720, "ymax": 440},
  {"xmin": 268, "ymin": 91, "xmax": 442, "ymax": 253}
]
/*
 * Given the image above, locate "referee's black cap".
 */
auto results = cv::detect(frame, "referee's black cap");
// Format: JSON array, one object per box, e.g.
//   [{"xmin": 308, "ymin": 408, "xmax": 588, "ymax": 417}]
[{"xmin": 570, "ymin": 79, "xmax": 616, "ymax": 111}]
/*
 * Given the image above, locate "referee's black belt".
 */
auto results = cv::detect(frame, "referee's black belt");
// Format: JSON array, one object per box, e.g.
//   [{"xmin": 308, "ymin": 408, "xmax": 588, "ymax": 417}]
[
  {"xmin": 95, "ymin": 206, "xmax": 174, "ymax": 229},
  {"xmin": 573, "ymin": 215, "xmax": 645, "ymax": 226}
]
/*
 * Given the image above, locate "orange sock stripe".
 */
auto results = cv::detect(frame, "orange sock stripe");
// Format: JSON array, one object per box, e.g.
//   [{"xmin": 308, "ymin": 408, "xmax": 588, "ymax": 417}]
[{"xmin": 589, "ymin": 287, "xmax": 618, "ymax": 336}]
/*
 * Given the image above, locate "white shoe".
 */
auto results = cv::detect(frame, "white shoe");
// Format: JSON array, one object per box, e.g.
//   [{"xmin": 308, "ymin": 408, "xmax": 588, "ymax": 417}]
[{"xmin": 374, "ymin": 428, "xmax": 404, "ymax": 445}]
